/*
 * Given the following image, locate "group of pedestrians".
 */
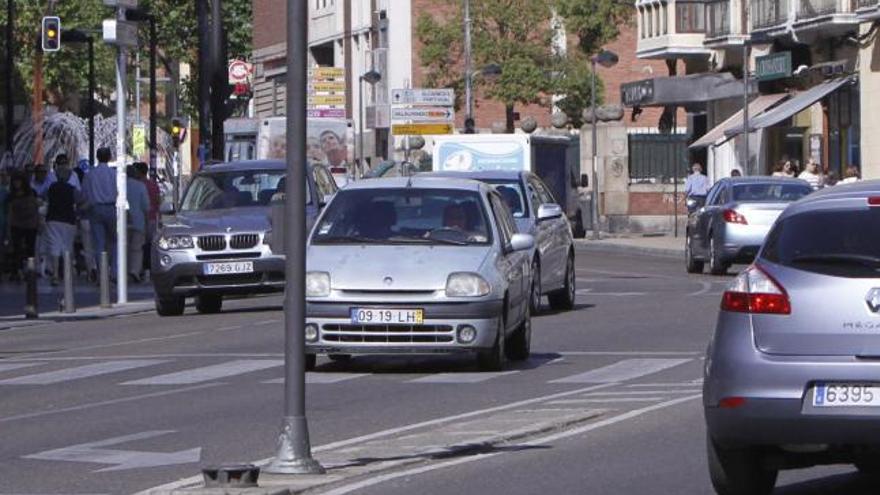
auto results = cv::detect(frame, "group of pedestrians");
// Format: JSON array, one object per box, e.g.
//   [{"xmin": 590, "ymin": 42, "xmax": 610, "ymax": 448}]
[
  {"xmin": 2, "ymin": 147, "xmax": 163, "ymax": 285},
  {"xmin": 771, "ymin": 158, "xmax": 860, "ymax": 189}
]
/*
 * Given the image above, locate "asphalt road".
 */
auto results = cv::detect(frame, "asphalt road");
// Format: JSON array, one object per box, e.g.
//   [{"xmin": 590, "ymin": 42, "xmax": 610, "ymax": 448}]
[{"xmin": 0, "ymin": 251, "xmax": 872, "ymax": 494}]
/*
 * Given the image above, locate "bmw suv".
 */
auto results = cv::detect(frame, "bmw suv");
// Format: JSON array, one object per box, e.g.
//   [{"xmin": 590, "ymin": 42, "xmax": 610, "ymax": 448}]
[{"xmin": 151, "ymin": 160, "xmax": 337, "ymax": 316}]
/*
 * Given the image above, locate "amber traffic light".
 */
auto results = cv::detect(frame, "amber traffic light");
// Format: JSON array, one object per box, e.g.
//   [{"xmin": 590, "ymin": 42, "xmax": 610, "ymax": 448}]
[{"xmin": 42, "ymin": 16, "xmax": 61, "ymax": 52}]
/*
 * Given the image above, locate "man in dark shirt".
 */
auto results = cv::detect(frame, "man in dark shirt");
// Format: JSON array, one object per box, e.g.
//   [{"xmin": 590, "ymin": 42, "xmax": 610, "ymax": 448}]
[{"xmin": 45, "ymin": 167, "xmax": 78, "ymax": 285}]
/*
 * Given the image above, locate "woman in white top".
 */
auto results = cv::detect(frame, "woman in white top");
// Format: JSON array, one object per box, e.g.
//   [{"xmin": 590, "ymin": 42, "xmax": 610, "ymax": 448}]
[
  {"xmin": 771, "ymin": 160, "xmax": 796, "ymax": 177},
  {"xmin": 798, "ymin": 160, "xmax": 824, "ymax": 190},
  {"xmin": 838, "ymin": 166, "xmax": 860, "ymax": 185}
]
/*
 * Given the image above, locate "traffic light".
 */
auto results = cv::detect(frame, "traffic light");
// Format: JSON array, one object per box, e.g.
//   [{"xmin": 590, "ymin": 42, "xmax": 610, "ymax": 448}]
[
  {"xmin": 41, "ymin": 16, "xmax": 61, "ymax": 52},
  {"xmin": 464, "ymin": 117, "xmax": 476, "ymax": 134},
  {"xmin": 170, "ymin": 118, "xmax": 186, "ymax": 147}
]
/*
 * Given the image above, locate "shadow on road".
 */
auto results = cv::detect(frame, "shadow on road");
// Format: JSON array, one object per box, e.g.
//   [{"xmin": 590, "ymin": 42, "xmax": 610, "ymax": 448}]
[
  {"xmin": 775, "ymin": 470, "xmax": 878, "ymax": 494},
  {"xmin": 315, "ymin": 353, "xmax": 562, "ymax": 374},
  {"xmin": 329, "ymin": 443, "xmax": 551, "ymax": 472},
  {"xmin": 539, "ymin": 303, "xmax": 595, "ymax": 317}
]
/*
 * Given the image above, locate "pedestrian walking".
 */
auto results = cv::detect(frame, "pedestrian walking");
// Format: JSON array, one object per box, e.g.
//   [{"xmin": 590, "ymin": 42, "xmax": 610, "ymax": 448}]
[
  {"xmin": 30, "ymin": 163, "xmax": 53, "ymax": 199},
  {"xmin": 126, "ymin": 165, "xmax": 149, "ymax": 284},
  {"xmin": 839, "ymin": 166, "xmax": 860, "ymax": 185},
  {"xmin": 51, "ymin": 154, "xmax": 82, "ymax": 192},
  {"xmin": 44, "ymin": 166, "xmax": 78, "ymax": 286},
  {"xmin": 134, "ymin": 162, "xmax": 160, "ymax": 279},
  {"xmin": 684, "ymin": 163, "xmax": 710, "ymax": 198},
  {"xmin": 798, "ymin": 160, "xmax": 825, "ymax": 190},
  {"xmin": 7, "ymin": 173, "xmax": 40, "ymax": 281},
  {"xmin": 81, "ymin": 147, "xmax": 118, "ymax": 276}
]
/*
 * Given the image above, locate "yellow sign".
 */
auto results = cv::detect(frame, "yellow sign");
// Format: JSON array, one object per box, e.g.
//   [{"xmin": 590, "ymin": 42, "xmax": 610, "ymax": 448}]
[
  {"xmin": 308, "ymin": 94, "xmax": 346, "ymax": 106},
  {"xmin": 310, "ymin": 81, "xmax": 346, "ymax": 93},
  {"xmin": 392, "ymin": 123, "xmax": 454, "ymax": 135},
  {"xmin": 132, "ymin": 123, "xmax": 146, "ymax": 158},
  {"xmin": 310, "ymin": 67, "xmax": 345, "ymax": 80}
]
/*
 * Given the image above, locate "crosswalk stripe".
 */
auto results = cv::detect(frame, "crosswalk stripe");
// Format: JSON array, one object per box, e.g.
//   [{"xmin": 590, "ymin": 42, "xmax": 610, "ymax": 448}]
[
  {"xmin": 264, "ymin": 373, "xmax": 371, "ymax": 384},
  {"xmin": 549, "ymin": 358, "xmax": 691, "ymax": 384},
  {"xmin": 406, "ymin": 371, "xmax": 518, "ymax": 384},
  {"xmin": 0, "ymin": 360, "xmax": 166, "ymax": 385},
  {"xmin": 0, "ymin": 362, "xmax": 44, "ymax": 374},
  {"xmin": 122, "ymin": 359, "xmax": 283, "ymax": 385}
]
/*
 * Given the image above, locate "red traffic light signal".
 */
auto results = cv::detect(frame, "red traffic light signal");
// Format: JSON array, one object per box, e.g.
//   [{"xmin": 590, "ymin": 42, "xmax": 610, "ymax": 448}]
[{"xmin": 42, "ymin": 16, "xmax": 61, "ymax": 52}]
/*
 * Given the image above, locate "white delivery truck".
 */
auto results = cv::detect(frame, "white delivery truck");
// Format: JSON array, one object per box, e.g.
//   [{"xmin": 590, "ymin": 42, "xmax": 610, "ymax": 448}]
[{"xmin": 432, "ymin": 133, "xmax": 586, "ymax": 236}]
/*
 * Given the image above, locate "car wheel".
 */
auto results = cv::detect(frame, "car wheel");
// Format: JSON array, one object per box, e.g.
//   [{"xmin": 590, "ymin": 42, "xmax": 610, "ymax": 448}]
[
  {"xmin": 477, "ymin": 315, "xmax": 507, "ymax": 371},
  {"xmin": 707, "ymin": 437, "xmax": 777, "ymax": 495},
  {"xmin": 195, "ymin": 294, "xmax": 223, "ymax": 314},
  {"xmin": 530, "ymin": 259, "xmax": 542, "ymax": 314},
  {"xmin": 572, "ymin": 212, "xmax": 587, "ymax": 238},
  {"xmin": 328, "ymin": 354, "xmax": 352, "ymax": 362},
  {"xmin": 548, "ymin": 252, "xmax": 576, "ymax": 310},
  {"xmin": 685, "ymin": 234, "xmax": 704, "ymax": 274},
  {"xmin": 155, "ymin": 295, "xmax": 185, "ymax": 317},
  {"xmin": 507, "ymin": 306, "xmax": 531, "ymax": 361},
  {"xmin": 709, "ymin": 236, "xmax": 727, "ymax": 276},
  {"xmin": 305, "ymin": 353, "xmax": 317, "ymax": 371}
]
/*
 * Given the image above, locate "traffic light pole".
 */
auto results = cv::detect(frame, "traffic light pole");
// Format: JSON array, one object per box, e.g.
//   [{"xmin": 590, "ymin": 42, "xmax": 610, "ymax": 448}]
[
  {"xmin": 88, "ymin": 36, "xmax": 95, "ymax": 165},
  {"xmin": 149, "ymin": 16, "xmax": 157, "ymax": 175},
  {"xmin": 197, "ymin": 0, "xmax": 211, "ymax": 164},
  {"xmin": 4, "ymin": 0, "xmax": 13, "ymax": 153},
  {"xmin": 114, "ymin": 5, "xmax": 128, "ymax": 304}
]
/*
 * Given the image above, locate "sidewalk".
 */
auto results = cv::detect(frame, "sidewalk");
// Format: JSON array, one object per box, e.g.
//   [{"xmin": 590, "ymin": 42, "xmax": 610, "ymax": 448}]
[
  {"xmin": 0, "ymin": 298, "xmax": 156, "ymax": 331},
  {"xmin": 574, "ymin": 233, "xmax": 684, "ymax": 259}
]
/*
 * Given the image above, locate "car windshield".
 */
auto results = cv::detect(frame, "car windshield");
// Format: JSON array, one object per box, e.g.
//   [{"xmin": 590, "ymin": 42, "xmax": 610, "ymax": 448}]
[
  {"xmin": 312, "ymin": 188, "xmax": 492, "ymax": 245},
  {"xmin": 181, "ymin": 170, "xmax": 307, "ymax": 211},
  {"xmin": 762, "ymin": 208, "xmax": 880, "ymax": 278},
  {"xmin": 485, "ymin": 179, "xmax": 528, "ymax": 218},
  {"xmin": 732, "ymin": 183, "xmax": 812, "ymax": 202}
]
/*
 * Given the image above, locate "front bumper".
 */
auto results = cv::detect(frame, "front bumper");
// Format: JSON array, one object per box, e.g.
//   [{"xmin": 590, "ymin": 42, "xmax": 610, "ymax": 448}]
[
  {"xmin": 704, "ymin": 311, "xmax": 880, "ymax": 447},
  {"xmin": 306, "ymin": 300, "xmax": 504, "ymax": 355},
  {"xmin": 151, "ymin": 253, "xmax": 285, "ymax": 297}
]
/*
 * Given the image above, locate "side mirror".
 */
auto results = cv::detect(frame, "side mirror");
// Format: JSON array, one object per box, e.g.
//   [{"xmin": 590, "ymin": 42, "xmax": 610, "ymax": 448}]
[
  {"xmin": 580, "ymin": 174, "xmax": 589, "ymax": 188},
  {"xmin": 537, "ymin": 203, "xmax": 563, "ymax": 221},
  {"xmin": 509, "ymin": 233, "xmax": 535, "ymax": 252},
  {"xmin": 159, "ymin": 201, "xmax": 175, "ymax": 215}
]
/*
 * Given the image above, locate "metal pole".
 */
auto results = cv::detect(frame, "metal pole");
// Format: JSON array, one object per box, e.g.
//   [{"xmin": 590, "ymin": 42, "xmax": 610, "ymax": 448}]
[
  {"xmin": 264, "ymin": 0, "xmax": 324, "ymax": 474},
  {"xmin": 88, "ymin": 37, "xmax": 95, "ymax": 165},
  {"xmin": 4, "ymin": 0, "xmax": 13, "ymax": 153},
  {"xmin": 673, "ymin": 110, "xmax": 678, "ymax": 238},
  {"xmin": 464, "ymin": 0, "xmax": 472, "ymax": 121},
  {"xmin": 100, "ymin": 251, "xmax": 111, "ymax": 308},
  {"xmin": 210, "ymin": 0, "xmax": 225, "ymax": 161},
  {"xmin": 358, "ymin": 76, "xmax": 364, "ymax": 178},
  {"xmin": 115, "ymin": 6, "xmax": 129, "ymax": 304},
  {"xmin": 590, "ymin": 60, "xmax": 600, "ymax": 240},
  {"xmin": 149, "ymin": 17, "xmax": 157, "ymax": 174},
  {"xmin": 173, "ymin": 150, "xmax": 180, "ymax": 210},
  {"xmin": 197, "ymin": 0, "xmax": 211, "ymax": 163},
  {"xmin": 62, "ymin": 251, "xmax": 75, "ymax": 313},
  {"xmin": 25, "ymin": 257, "xmax": 37, "ymax": 319},
  {"xmin": 742, "ymin": 39, "xmax": 750, "ymax": 175},
  {"xmin": 135, "ymin": 52, "xmax": 142, "ymax": 124}
]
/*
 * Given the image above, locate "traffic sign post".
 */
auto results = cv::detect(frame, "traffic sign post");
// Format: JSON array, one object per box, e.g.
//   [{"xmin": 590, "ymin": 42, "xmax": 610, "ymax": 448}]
[
  {"xmin": 391, "ymin": 88, "xmax": 455, "ymax": 106},
  {"xmin": 391, "ymin": 107, "xmax": 454, "ymax": 123},
  {"xmin": 392, "ymin": 123, "xmax": 454, "ymax": 135}
]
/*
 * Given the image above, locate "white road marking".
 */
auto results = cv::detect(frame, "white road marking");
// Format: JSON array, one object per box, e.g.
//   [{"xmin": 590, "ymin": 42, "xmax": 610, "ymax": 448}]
[
  {"xmin": 252, "ymin": 319, "xmax": 280, "ymax": 326},
  {"xmin": 559, "ymin": 351, "xmax": 700, "ymax": 356},
  {"xmin": 263, "ymin": 373, "xmax": 371, "ymax": 384},
  {"xmin": 549, "ymin": 358, "xmax": 691, "ymax": 384},
  {"xmin": 24, "ymin": 430, "xmax": 201, "ymax": 472},
  {"xmin": 547, "ymin": 398, "xmax": 663, "ymax": 404},
  {"xmin": 122, "ymin": 359, "xmax": 283, "ymax": 385},
  {"xmin": 581, "ymin": 390, "xmax": 697, "ymax": 396},
  {"xmin": 576, "ymin": 289, "xmax": 647, "ymax": 296},
  {"xmin": 687, "ymin": 281, "xmax": 713, "ymax": 296},
  {"xmin": 317, "ymin": 394, "xmax": 702, "ymax": 495},
  {"xmin": 407, "ymin": 371, "xmax": 518, "ymax": 384},
  {"xmin": 627, "ymin": 381, "xmax": 703, "ymax": 388},
  {"xmin": 0, "ymin": 362, "xmax": 43, "ymax": 374},
  {"xmin": 0, "ymin": 360, "xmax": 166, "ymax": 385}
]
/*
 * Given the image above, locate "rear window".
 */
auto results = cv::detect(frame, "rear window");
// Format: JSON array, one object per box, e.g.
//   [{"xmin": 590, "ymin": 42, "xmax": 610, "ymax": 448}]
[
  {"xmin": 762, "ymin": 208, "xmax": 880, "ymax": 278},
  {"xmin": 732, "ymin": 183, "xmax": 812, "ymax": 202}
]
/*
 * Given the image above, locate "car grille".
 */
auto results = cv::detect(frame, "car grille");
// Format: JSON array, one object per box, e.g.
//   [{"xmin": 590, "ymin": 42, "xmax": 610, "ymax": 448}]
[
  {"xmin": 198, "ymin": 235, "xmax": 226, "ymax": 251},
  {"xmin": 321, "ymin": 324, "xmax": 454, "ymax": 343},
  {"xmin": 196, "ymin": 252, "xmax": 261, "ymax": 261},
  {"xmin": 230, "ymin": 234, "xmax": 259, "ymax": 249}
]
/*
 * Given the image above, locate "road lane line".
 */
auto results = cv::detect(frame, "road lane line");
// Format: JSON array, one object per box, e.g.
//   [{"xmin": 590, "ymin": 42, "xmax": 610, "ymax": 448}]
[
  {"xmin": 687, "ymin": 281, "xmax": 713, "ymax": 296},
  {"xmin": 122, "ymin": 359, "xmax": 284, "ymax": 385},
  {"xmin": 559, "ymin": 351, "xmax": 700, "ymax": 356},
  {"xmin": 546, "ymin": 398, "xmax": 663, "ymax": 404},
  {"xmin": 0, "ymin": 360, "xmax": 167, "ymax": 385},
  {"xmin": 581, "ymin": 390, "xmax": 698, "ymax": 396},
  {"xmin": 627, "ymin": 382, "xmax": 703, "ymax": 388},
  {"xmin": 263, "ymin": 373, "xmax": 371, "ymax": 384},
  {"xmin": 317, "ymin": 394, "xmax": 702, "ymax": 495},
  {"xmin": 0, "ymin": 362, "xmax": 44, "ymax": 374},
  {"xmin": 406, "ymin": 371, "xmax": 519, "ymax": 384},
  {"xmin": 549, "ymin": 358, "xmax": 691, "ymax": 384}
]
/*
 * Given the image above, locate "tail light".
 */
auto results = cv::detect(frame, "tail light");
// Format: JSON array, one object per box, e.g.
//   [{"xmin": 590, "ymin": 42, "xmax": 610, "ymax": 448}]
[
  {"xmin": 722, "ymin": 209, "xmax": 748, "ymax": 224},
  {"xmin": 721, "ymin": 265, "xmax": 790, "ymax": 315}
]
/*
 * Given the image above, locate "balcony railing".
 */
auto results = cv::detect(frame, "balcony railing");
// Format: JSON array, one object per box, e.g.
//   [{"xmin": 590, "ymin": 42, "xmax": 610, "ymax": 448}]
[
  {"xmin": 798, "ymin": 0, "xmax": 847, "ymax": 17},
  {"xmin": 752, "ymin": 0, "xmax": 790, "ymax": 28},
  {"xmin": 706, "ymin": 0, "xmax": 731, "ymax": 37}
]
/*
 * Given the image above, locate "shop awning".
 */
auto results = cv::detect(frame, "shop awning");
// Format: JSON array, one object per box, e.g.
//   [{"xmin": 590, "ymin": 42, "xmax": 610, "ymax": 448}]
[
  {"xmin": 689, "ymin": 94, "xmax": 788, "ymax": 149},
  {"xmin": 621, "ymin": 72, "xmax": 756, "ymax": 109},
  {"xmin": 724, "ymin": 76, "xmax": 855, "ymax": 137}
]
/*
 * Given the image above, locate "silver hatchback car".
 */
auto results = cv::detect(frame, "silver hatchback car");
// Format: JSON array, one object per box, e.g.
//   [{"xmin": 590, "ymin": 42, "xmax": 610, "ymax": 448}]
[
  {"xmin": 305, "ymin": 177, "xmax": 535, "ymax": 371},
  {"xmin": 704, "ymin": 181, "xmax": 880, "ymax": 494}
]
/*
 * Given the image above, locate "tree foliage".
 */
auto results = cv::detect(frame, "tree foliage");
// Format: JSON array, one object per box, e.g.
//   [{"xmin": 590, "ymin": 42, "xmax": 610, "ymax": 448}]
[{"xmin": 555, "ymin": 0, "xmax": 633, "ymax": 56}]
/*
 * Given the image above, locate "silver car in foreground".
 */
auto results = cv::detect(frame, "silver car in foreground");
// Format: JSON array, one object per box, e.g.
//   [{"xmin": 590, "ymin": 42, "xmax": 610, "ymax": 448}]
[
  {"xmin": 686, "ymin": 177, "xmax": 813, "ymax": 275},
  {"xmin": 427, "ymin": 170, "xmax": 576, "ymax": 313},
  {"xmin": 305, "ymin": 177, "xmax": 534, "ymax": 371},
  {"xmin": 704, "ymin": 181, "xmax": 880, "ymax": 494}
]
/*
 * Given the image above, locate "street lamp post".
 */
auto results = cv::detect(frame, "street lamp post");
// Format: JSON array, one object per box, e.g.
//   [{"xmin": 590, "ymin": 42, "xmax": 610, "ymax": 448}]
[
  {"xmin": 590, "ymin": 49, "xmax": 618, "ymax": 241},
  {"xmin": 4, "ymin": 0, "xmax": 13, "ymax": 154},
  {"xmin": 464, "ymin": 0, "xmax": 473, "ymax": 122},
  {"xmin": 264, "ymin": 0, "xmax": 324, "ymax": 475},
  {"xmin": 358, "ymin": 70, "xmax": 381, "ymax": 179}
]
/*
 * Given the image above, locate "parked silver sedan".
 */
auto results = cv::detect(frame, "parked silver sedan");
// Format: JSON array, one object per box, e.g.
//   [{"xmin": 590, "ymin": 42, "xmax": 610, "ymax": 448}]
[
  {"xmin": 704, "ymin": 181, "xmax": 880, "ymax": 494},
  {"xmin": 305, "ymin": 177, "xmax": 535, "ymax": 371},
  {"xmin": 685, "ymin": 177, "xmax": 813, "ymax": 275},
  {"xmin": 427, "ymin": 170, "xmax": 576, "ymax": 313}
]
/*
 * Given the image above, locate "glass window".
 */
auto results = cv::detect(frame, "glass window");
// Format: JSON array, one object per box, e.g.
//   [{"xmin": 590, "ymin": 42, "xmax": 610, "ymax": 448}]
[
  {"xmin": 732, "ymin": 183, "xmax": 813, "ymax": 202},
  {"xmin": 485, "ymin": 179, "xmax": 529, "ymax": 218},
  {"xmin": 489, "ymin": 193, "xmax": 517, "ymax": 244},
  {"xmin": 762, "ymin": 208, "xmax": 880, "ymax": 278},
  {"xmin": 533, "ymin": 177, "xmax": 558, "ymax": 204},
  {"xmin": 676, "ymin": 2, "xmax": 705, "ymax": 33},
  {"xmin": 312, "ymin": 188, "xmax": 492, "ymax": 245},
  {"xmin": 181, "ymin": 170, "xmax": 294, "ymax": 211}
]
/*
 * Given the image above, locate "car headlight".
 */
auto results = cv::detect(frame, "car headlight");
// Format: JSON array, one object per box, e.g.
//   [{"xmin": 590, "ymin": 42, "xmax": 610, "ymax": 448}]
[
  {"xmin": 157, "ymin": 234, "xmax": 194, "ymax": 250},
  {"xmin": 306, "ymin": 271, "xmax": 331, "ymax": 297},
  {"xmin": 446, "ymin": 272, "xmax": 490, "ymax": 297}
]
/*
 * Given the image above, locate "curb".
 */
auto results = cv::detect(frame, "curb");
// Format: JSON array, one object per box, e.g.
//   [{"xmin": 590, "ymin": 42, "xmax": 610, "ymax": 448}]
[
  {"xmin": 574, "ymin": 239, "xmax": 682, "ymax": 260},
  {"xmin": 0, "ymin": 301, "xmax": 156, "ymax": 331}
]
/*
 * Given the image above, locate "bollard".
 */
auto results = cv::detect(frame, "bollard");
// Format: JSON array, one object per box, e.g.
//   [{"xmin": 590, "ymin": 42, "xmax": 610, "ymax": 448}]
[
  {"xmin": 62, "ymin": 251, "xmax": 75, "ymax": 313},
  {"xmin": 24, "ymin": 257, "xmax": 38, "ymax": 319},
  {"xmin": 99, "ymin": 251, "xmax": 111, "ymax": 308}
]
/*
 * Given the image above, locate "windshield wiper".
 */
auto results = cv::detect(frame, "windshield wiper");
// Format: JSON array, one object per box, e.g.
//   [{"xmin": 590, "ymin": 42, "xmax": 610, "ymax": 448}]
[
  {"xmin": 791, "ymin": 253, "xmax": 880, "ymax": 270},
  {"xmin": 390, "ymin": 235, "xmax": 469, "ymax": 246},
  {"xmin": 317, "ymin": 235, "xmax": 382, "ymax": 244}
]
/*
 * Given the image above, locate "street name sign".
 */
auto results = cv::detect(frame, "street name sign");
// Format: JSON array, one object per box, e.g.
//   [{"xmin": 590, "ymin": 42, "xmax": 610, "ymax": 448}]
[
  {"xmin": 308, "ymin": 94, "xmax": 346, "ymax": 106},
  {"xmin": 309, "ymin": 81, "xmax": 346, "ymax": 93},
  {"xmin": 756, "ymin": 52, "xmax": 792, "ymax": 82},
  {"xmin": 392, "ymin": 88, "xmax": 455, "ymax": 107},
  {"xmin": 391, "ymin": 106, "xmax": 455, "ymax": 123},
  {"xmin": 102, "ymin": 19, "xmax": 138, "ymax": 47},
  {"xmin": 392, "ymin": 123, "xmax": 454, "ymax": 135},
  {"xmin": 309, "ymin": 67, "xmax": 345, "ymax": 80},
  {"xmin": 308, "ymin": 108, "xmax": 347, "ymax": 118}
]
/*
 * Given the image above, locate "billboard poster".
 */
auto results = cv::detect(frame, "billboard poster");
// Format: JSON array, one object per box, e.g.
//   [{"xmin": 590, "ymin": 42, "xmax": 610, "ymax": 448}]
[
  {"xmin": 432, "ymin": 135, "xmax": 530, "ymax": 172},
  {"xmin": 257, "ymin": 117, "xmax": 353, "ymax": 171}
]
